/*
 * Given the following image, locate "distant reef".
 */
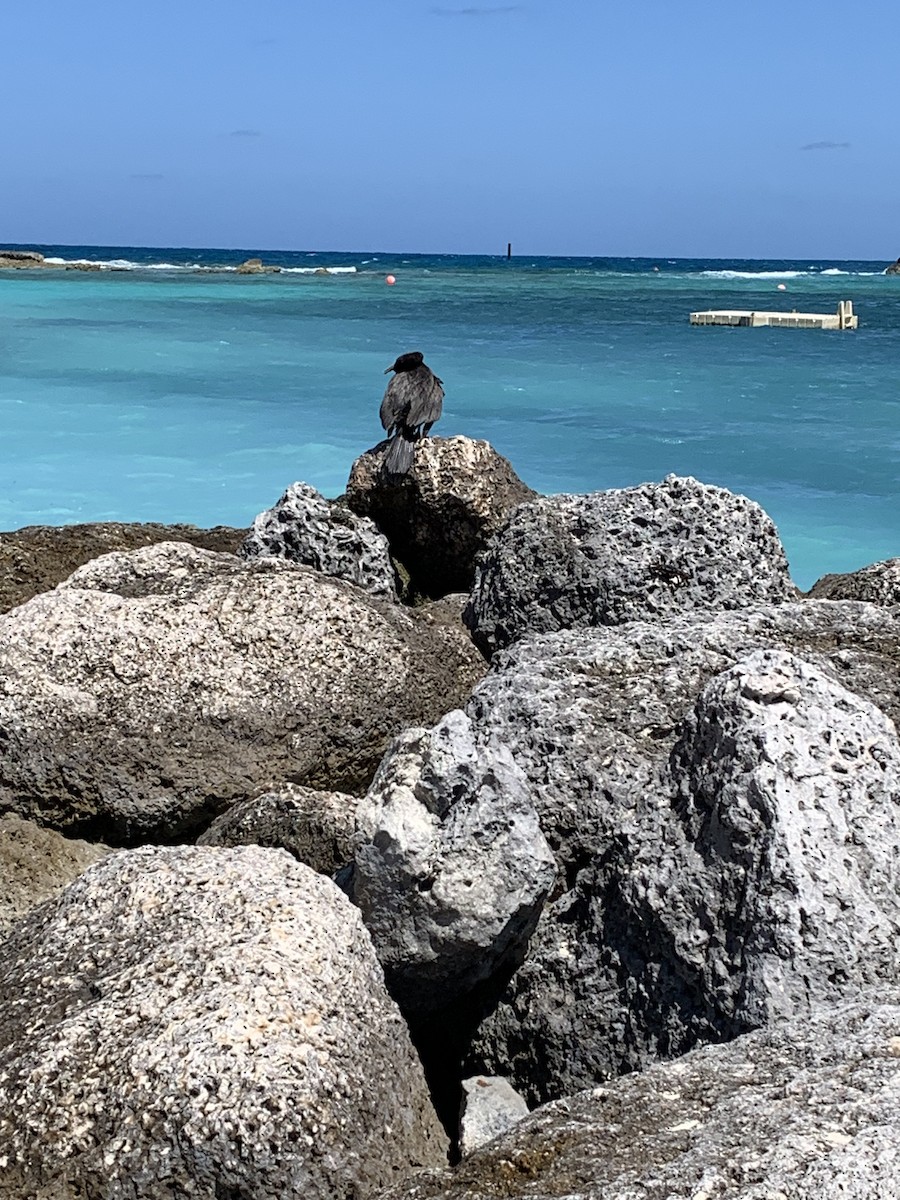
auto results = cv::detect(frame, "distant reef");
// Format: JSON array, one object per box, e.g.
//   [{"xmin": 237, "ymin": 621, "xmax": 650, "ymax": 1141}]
[
  {"xmin": 0, "ymin": 250, "xmax": 316, "ymax": 274},
  {"xmin": 0, "ymin": 250, "xmax": 60, "ymax": 269},
  {"xmin": 885, "ymin": 256, "xmax": 900, "ymax": 274}
]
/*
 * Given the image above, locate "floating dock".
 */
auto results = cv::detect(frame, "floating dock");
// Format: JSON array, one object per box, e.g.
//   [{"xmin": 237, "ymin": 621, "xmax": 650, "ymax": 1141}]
[{"xmin": 690, "ymin": 299, "xmax": 857, "ymax": 330}]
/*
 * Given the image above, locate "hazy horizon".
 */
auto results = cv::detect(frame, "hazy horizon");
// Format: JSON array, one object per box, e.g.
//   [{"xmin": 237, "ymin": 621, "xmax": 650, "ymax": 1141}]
[{"xmin": 2, "ymin": 241, "xmax": 895, "ymax": 266}]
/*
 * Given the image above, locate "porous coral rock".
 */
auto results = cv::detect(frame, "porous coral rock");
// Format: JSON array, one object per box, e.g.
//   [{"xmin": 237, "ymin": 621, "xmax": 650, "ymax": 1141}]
[
  {"xmin": 463, "ymin": 601, "xmax": 900, "ymax": 1102},
  {"xmin": 347, "ymin": 436, "xmax": 535, "ymax": 598},
  {"xmin": 377, "ymin": 997, "xmax": 900, "ymax": 1200},
  {"xmin": 351, "ymin": 709, "xmax": 556, "ymax": 1016},
  {"xmin": 466, "ymin": 475, "xmax": 797, "ymax": 654},
  {"xmin": 198, "ymin": 782, "xmax": 361, "ymax": 876},
  {"xmin": 241, "ymin": 481, "xmax": 397, "ymax": 600},
  {"xmin": 0, "ymin": 845, "xmax": 447, "ymax": 1199},
  {"xmin": 0, "ymin": 543, "xmax": 484, "ymax": 843}
]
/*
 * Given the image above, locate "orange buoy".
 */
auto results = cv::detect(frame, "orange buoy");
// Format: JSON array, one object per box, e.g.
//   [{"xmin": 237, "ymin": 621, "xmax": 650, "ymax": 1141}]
[{"xmin": 385, "ymin": 274, "xmax": 396, "ymax": 285}]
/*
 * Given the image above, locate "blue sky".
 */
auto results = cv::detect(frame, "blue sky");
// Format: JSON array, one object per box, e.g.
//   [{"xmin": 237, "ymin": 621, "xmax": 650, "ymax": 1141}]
[{"xmin": 3, "ymin": 0, "xmax": 898, "ymax": 258}]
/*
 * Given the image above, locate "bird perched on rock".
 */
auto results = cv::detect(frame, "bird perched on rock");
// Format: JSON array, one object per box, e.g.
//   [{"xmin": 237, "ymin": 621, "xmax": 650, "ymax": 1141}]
[{"xmin": 380, "ymin": 351, "xmax": 444, "ymax": 476}]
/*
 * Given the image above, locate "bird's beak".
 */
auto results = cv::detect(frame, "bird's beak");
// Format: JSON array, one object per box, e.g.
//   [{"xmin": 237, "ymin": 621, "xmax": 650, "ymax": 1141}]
[{"xmin": 384, "ymin": 365, "xmax": 394, "ymax": 374}]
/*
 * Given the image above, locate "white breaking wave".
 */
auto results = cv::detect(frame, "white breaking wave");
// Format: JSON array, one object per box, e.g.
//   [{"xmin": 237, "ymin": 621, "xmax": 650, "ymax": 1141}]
[
  {"xmin": 39, "ymin": 257, "xmax": 357, "ymax": 274},
  {"xmin": 43, "ymin": 256, "xmax": 191, "ymax": 270},
  {"xmin": 820, "ymin": 268, "xmax": 849, "ymax": 275},
  {"xmin": 280, "ymin": 266, "xmax": 357, "ymax": 274},
  {"xmin": 144, "ymin": 261, "xmax": 199, "ymax": 270},
  {"xmin": 700, "ymin": 269, "xmax": 807, "ymax": 280}
]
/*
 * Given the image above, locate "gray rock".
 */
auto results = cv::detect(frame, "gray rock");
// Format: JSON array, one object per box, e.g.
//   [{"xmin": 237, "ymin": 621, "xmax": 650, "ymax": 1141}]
[
  {"xmin": 807, "ymin": 556, "xmax": 900, "ymax": 604},
  {"xmin": 0, "ymin": 814, "xmax": 109, "ymax": 935},
  {"xmin": 665, "ymin": 648, "xmax": 900, "ymax": 1030},
  {"xmin": 59, "ymin": 538, "xmax": 241, "ymax": 597},
  {"xmin": 198, "ymin": 782, "xmax": 361, "ymax": 875},
  {"xmin": 236, "ymin": 257, "xmax": 280, "ymax": 273},
  {"xmin": 464, "ymin": 601, "xmax": 900, "ymax": 1102},
  {"xmin": 0, "ymin": 543, "xmax": 484, "ymax": 844},
  {"xmin": 458, "ymin": 1076, "xmax": 529, "ymax": 1157},
  {"xmin": 469, "ymin": 600, "xmax": 900, "ymax": 869},
  {"xmin": 412, "ymin": 593, "xmax": 471, "ymax": 637},
  {"xmin": 0, "ymin": 249, "xmax": 45, "ymax": 264},
  {"xmin": 351, "ymin": 709, "xmax": 556, "ymax": 1015},
  {"xmin": 240, "ymin": 481, "xmax": 398, "ymax": 600},
  {"xmin": 378, "ymin": 996, "xmax": 900, "ymax": 1200},
  {"xmin": 0, "ymin": 520, "xmax": 245, "ymax": 615},
  {"xmin": 346, "ymin": 436, "xmax": 536, "ymax": 598},
  {"xmin": 0, "ymin": 845, "xmax": 447, "ymax": 1199},
  {"xmin": 465, "ymin": 475, "xmax": 797, "ymax": 654}
]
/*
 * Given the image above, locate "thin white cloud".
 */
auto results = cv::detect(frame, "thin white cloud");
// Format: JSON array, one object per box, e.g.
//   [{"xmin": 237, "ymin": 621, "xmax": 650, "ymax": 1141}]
[
  {"xmin": 229, "ymin": 129, "xmax": 262, "ymax": 138},
  {"xmin": 431, "ymin": 5, "xmax": 523, "ymax": 15},
  {"xmin": 800, "ymin": 140, "xmax": 850, "ymax": 151}
]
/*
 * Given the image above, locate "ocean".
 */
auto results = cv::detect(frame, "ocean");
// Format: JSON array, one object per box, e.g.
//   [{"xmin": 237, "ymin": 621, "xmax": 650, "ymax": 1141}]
[{"xmin": 2, "ymin": 244, "xmax": 898, "ymax": 591}]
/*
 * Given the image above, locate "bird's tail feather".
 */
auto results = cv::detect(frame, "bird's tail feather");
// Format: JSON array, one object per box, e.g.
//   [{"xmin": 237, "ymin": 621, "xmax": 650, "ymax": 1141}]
[{"xmin": 383, "ymin": 433, "xmax": 415, "ymax": 476}]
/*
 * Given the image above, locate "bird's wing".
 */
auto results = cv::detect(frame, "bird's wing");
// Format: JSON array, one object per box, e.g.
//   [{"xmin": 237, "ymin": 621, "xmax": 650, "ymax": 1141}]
[
  {"xmin": 406, "ymin": 368, "xmax": 444, "ymax": 428},
  {"xmin": 380, "ymin": 373, "xmax": 414, "ymax": 432}
]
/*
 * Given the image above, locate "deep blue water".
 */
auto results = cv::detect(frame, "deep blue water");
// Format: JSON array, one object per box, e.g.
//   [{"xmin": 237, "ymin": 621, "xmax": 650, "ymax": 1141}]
[{"xmin": 2, "ymin": 243, "xmax": 899, "ymax": 589}]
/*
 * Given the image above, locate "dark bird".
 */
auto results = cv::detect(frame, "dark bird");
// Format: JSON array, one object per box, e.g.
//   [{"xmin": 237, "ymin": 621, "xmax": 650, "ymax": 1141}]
[{"xmin": 380, "ymin": 351, "xmax": 444, "ymax": 476}]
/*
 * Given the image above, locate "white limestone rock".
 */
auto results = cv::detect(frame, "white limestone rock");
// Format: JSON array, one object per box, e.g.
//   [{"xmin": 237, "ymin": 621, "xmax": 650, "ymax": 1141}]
[
  {"xmin": 465, "ymin": 602, "xmax": 900, "ymax": 1103},
  {"xmin": 665, "ymin": 647, "xmax": 900, "ymax": 1029},
  {"xmin": 807, "ymin": 555, "xmax": 900, "ymax": 604},
  {"xmin": 0, "ymin": 844, "xmax": 447, "ymax": 1199},
  {"xmin": 351, "ymin": 709, "xmax": 556, "ymax": 1015},
  {"xmin": 0, "ymin": 542, "xmax": 484, "ymax": 843},
  {"xmin": 240, "ymin": 481, "xmax": 398, "ymax": 600},
  {"xmin": 346, "ymin": 436, "xmax": 536, "ymax": 598},
  {"xmin": 0, "ymin": 814, "xmax": 109, "ymax": 935},
  {"xmin": 458, "ymin": 1076, "xmax": 529, "ymax": 1157},
  {"xmin": 58, "ymin": 537, "xmax": 240, "ymax": 598},
  {"xmin": 466, "ymin": 475, "xmax": 797, "ymax": 654},
  {"xmin": 198, "ymin": 782, "xmax": 362, "ymax": 876},
  {"xmin": 377, "ymin": 997, "xmax": 900, "ymax": 1200}
]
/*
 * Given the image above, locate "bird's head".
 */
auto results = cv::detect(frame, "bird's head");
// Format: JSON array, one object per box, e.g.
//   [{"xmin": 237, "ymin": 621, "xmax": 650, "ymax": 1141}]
[{"xmin": 385, "ymin": 350, "xmax": 425, "ymax": 374}]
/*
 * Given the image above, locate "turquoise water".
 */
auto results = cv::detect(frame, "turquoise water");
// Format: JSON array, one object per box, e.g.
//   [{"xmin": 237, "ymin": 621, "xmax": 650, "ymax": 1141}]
[{"xmin": 2, "ymin": 245, "xmax": 899, "ymax": 589}]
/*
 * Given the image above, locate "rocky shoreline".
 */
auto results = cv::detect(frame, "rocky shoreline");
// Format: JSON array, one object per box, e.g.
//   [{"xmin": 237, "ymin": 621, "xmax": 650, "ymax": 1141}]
[{"xmin": 1, "ymin": 437, "xmax": 899, "ymax": 1198}]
